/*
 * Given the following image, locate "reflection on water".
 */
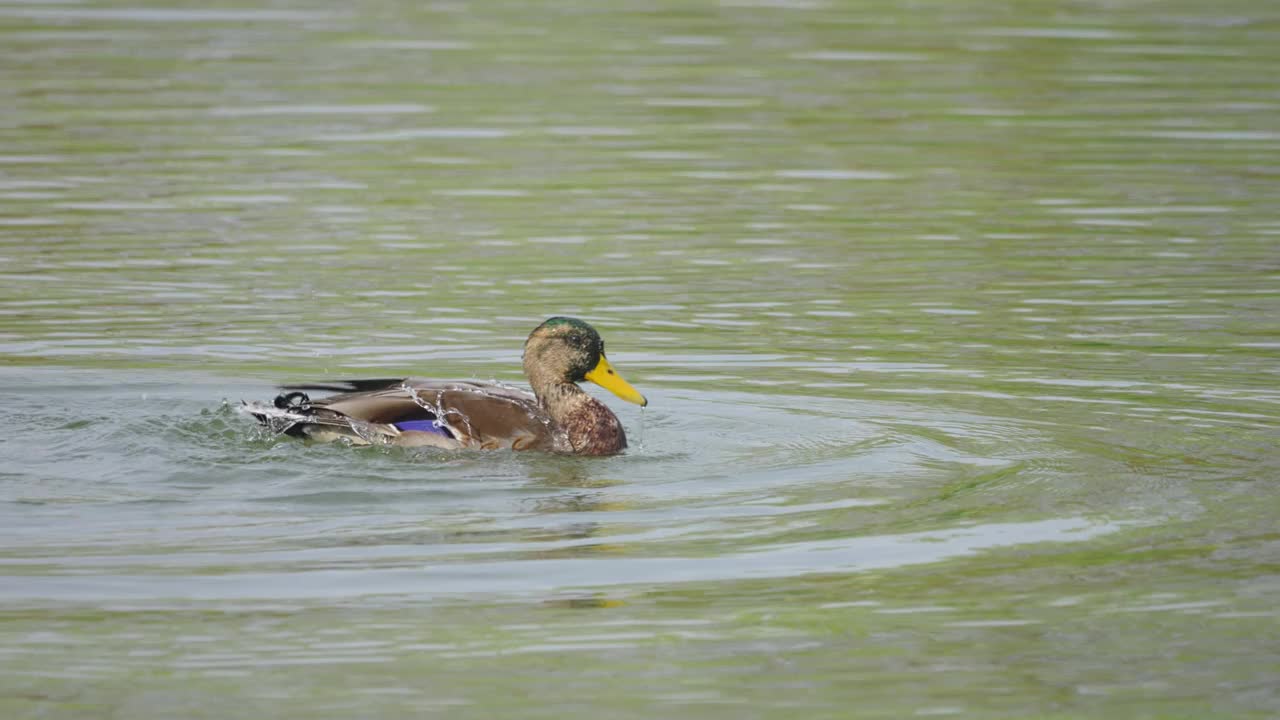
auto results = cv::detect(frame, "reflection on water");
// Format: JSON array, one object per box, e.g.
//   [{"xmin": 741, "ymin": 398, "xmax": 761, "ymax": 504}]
[{"xmin": 2, "ymin": 0, "xmax": 1280, "ymax": 716}]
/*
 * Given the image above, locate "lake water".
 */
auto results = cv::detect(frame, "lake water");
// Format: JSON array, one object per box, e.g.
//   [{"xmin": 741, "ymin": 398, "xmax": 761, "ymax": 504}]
[{"xmin": 2, "ymin": 0, "xmax": 1279, "ymax": 717}]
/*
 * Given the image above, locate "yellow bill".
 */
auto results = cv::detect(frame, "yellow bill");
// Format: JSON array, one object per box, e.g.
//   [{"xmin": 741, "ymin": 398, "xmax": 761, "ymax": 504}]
[{"xmin": 584, "ymin": 354, "xmax": 647, "ymax": 406}]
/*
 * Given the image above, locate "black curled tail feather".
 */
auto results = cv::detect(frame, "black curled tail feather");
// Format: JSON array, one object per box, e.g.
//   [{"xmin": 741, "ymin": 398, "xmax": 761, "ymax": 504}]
[
  {"xmin": 274, "ymin": 391, "xmax": 313, "ymax": 412},
  {"xmin": 265, "ymin": 391, "xmax": 312, "ymax": 437},
  {"xmin": 239, "ymin": 391, "xmax": 316, "ymax": 437}
]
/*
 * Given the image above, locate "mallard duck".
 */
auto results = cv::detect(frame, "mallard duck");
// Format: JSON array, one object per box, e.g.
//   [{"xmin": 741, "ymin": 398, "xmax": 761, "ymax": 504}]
[{"xmin": 245, "ymin": 317, "xmax": 647, "ymax": 455}]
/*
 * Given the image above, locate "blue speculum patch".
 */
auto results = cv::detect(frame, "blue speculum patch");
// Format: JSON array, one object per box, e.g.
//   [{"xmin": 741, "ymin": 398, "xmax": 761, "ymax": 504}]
[{"xmin": 393, "ymin": 419, "xmax": 452, "ymax": 437}]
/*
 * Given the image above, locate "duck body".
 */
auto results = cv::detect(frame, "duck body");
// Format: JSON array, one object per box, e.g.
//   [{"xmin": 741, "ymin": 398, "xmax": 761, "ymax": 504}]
[{"xmin": 244, "ymin": 318, "xmax": 645, "ymax": 456}]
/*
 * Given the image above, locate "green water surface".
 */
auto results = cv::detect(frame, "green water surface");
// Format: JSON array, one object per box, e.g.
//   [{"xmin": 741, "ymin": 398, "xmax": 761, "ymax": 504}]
[{"xmin": 2, "ymin": 0, "xmax": 1279, "ymax": 717}]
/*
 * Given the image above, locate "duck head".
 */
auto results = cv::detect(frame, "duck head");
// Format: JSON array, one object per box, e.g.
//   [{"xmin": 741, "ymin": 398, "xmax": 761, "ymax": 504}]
[{"xmin": 522, "ymin": 317, "xmax": 647, "ymax": 406}]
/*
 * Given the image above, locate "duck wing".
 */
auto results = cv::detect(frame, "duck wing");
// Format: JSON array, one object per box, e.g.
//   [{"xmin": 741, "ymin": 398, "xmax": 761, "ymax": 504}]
[{"xmin": 265, "ymin": 378, "xmax": 563, "ymax": 451}]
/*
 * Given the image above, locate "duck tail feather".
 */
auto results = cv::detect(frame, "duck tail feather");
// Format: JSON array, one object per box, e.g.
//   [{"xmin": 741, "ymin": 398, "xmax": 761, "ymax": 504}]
[{"xmin": 279, "ymin": 378, "xmax": 406, "ymax": 394}]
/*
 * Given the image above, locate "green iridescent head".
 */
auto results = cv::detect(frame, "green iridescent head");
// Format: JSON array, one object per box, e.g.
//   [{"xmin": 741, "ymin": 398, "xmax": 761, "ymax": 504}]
[{"xmin": 523, "ymin": 317, "xmax": 646, "ymax": 406}]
